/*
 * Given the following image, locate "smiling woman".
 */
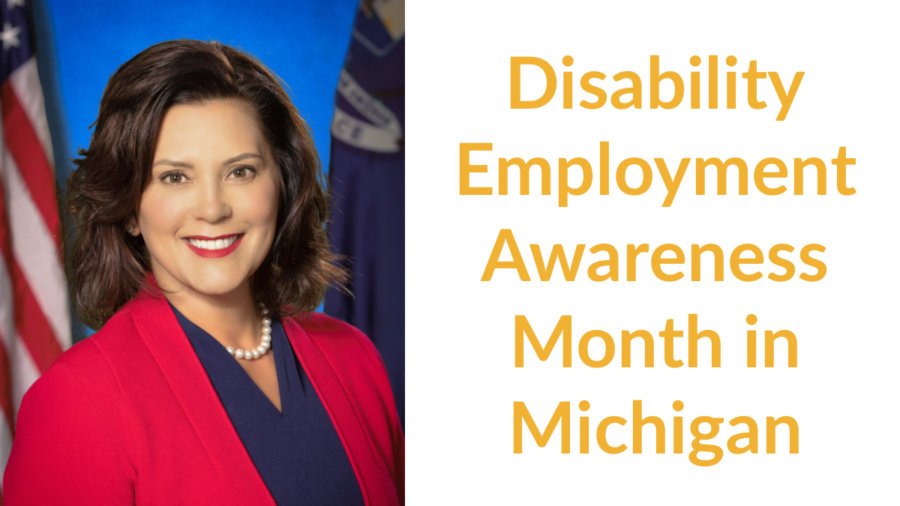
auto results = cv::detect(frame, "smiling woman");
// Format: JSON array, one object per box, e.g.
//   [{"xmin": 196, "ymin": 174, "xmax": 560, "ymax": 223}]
[
  {"xmin": 132, "ymin": 99, "xmax": 281, "ymax": 313},
  {"xmin": 2, "ymin": 40, "xmax": 403, "ymax": 505}
]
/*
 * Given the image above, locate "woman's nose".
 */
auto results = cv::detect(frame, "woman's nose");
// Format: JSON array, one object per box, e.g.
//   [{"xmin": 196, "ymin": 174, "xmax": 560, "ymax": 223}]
[{"xmin": 193, "ymin": 179, "xmax": 232, "ymax": 223}]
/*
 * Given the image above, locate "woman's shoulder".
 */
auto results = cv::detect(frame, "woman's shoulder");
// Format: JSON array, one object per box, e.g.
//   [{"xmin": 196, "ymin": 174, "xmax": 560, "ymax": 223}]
[
  {"xmin": 6, "ymin": 310, "xmax": 138, "ymax": 503},
  {"xmin": 54, "ymin": 303, "xmax": 139, "ymax": 365},
  {"xmin": 34, "ymin": 299, "xmax": 149, "ymax": 398},
  {"xmin": 287, "ymin": 311, "xmax": 362, "ymax": 337},
  {"xmin": 282, "ymin": 311, "xmax": 398, "ymax": 422},
  {"xmin": 284, "ymin": 311, "xmax": 386, "ymax": 367},
  {"xmin": 282, "ymin": 311, "xmax": 400, "ymax": 419}
]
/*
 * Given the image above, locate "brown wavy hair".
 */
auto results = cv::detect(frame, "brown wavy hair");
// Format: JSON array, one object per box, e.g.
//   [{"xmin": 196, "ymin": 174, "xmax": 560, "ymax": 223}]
[{"xmin": 66, "ymin": 39, "xmax": 345, "ymax": 329}]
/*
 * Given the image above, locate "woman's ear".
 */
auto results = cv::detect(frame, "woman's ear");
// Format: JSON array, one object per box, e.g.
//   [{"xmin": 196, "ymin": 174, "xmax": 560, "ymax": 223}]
[{"xmin": 126, "ymin": 217, "xmax": 140, "ymax": 237}]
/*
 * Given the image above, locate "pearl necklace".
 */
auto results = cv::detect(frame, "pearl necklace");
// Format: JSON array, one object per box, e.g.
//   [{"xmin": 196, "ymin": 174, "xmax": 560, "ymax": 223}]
[{"xmin": 225, "ymin": 302, "xmax": 272, "ymax": 360}]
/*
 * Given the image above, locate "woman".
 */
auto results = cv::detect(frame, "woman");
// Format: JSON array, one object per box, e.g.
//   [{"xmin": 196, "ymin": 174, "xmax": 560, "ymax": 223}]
[{"xmin": 3, "ymin": 40, "xmax": 403, "ymax": 505}]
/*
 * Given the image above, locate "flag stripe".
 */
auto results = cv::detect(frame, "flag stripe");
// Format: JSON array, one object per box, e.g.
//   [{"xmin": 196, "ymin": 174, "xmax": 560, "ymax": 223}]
[
  {"xmin": 1, "ymin": 182, "xmax": 45, "ymax": 408},
  {"xmin": 1, "ymin": 81, "xmax": 59, "ymax": 244},
  {"xmin": 10, "ymin": 330, "xmax": 40, "ymax": 413},
  {"xmin": 8, "ymin": 60, "xmax": 54, "ymax": 164},
  {"xmin": 0, "ymin": 255, "xmax": 42, "ymax": 414},
  {"xmin": 8, "ymin": 260, "xmax": 63, "ymax": 373},
  {"xmin": 0, "ymin": 178, "xmax": 62, "ymax": 374},
  {"xmin": 0, "ymin": 234, "xmax": 17, "ymax": 427},
  {"xmin": 0, "ymin": 331, "xmax": 15, "ymax": 431},
  {"xmin": 0, "ymin": 412, "xmax": 12, "ymax": 490},
  {"xmin": 2, "ymin": 152, "xmax": 70, "ymax": 350}
]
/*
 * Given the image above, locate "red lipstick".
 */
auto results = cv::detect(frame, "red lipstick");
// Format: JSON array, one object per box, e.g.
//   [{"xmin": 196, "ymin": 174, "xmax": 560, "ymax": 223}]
[{"xmin": 184, "ymin": 234, "xmax": 243, "ymax": 258}]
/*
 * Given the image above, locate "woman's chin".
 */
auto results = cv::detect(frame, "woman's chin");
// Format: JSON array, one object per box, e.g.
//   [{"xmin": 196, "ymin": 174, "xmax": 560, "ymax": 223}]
[
  {"xmin": 166, "ymin": 271, "xmax": 251, "ymax": 300},
  {"xmin": 192, "ymin": 278, "xmax": 248, "ymax": 298}
]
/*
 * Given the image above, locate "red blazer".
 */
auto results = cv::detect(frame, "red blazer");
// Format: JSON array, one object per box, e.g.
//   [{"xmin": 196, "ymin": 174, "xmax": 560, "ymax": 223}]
[{"xmin": 3, "ymin": 283, "xmax": 404, "ymax": 505}]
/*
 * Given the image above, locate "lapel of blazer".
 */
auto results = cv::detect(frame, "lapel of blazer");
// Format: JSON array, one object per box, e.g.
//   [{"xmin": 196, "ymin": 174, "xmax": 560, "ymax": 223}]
[
  {"xmin": 282, "ymin": 316, "xmax": 391, "ymax": 506},
  {"xmin": 129, "ymin": 276, "xmax": 274, "ymax": 505}
]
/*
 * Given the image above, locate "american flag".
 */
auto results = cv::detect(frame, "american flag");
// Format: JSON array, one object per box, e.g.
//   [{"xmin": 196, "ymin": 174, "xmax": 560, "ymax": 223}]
[{"xmin": 0, "ymin": 0, "xmax": 70, "ymax": 487}]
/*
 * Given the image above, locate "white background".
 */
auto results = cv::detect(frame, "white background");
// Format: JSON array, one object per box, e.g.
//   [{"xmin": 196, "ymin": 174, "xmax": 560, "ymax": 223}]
[{"xmin": 406, "ymin": 1, "xmax": 899, "ymax": 503}]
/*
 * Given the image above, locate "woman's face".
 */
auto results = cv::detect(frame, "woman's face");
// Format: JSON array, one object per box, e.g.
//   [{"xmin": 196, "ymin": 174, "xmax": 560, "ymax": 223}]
[{"xmin": 131, "ymin": 98, "xmax": 279, "ymax": 301}]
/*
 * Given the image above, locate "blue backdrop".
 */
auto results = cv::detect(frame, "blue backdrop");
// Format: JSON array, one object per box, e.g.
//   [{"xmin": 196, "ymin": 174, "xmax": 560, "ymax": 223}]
[{"xmin": 34, "ymin": 0, "xmax": 357, "ymax": 195}]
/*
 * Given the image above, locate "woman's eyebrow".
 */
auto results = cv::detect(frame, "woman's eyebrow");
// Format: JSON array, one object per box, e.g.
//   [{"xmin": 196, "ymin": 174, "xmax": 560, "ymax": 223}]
[
  {"xmin": 151, "ymin": 153, "xmax": 263, "ymax": 169},
  {"xmin": 152, "ymin": 159, "xmax": 194, "ymax": 169},
  {"xmin": 223, "ymin": 153, "xmax": 264, "ymax": 165}
]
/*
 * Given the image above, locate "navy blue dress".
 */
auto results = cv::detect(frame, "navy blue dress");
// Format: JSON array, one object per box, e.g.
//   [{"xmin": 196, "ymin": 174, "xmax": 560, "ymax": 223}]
[{"xmin": 171, "ymin": 303, "xmax": 364, "ymax": 505}]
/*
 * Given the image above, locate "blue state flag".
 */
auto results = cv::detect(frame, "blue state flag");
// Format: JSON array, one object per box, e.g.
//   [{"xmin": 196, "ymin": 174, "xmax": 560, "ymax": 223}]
[{"xmin": 325, "ymin": 0, "xmax": 405, "ymax": 423}]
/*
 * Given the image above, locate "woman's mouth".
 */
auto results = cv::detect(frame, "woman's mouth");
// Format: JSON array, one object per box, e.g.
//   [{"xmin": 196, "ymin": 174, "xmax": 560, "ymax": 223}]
[{"xmin": 184, "ymin": 234, "xmax": 243, "ymax": 258}]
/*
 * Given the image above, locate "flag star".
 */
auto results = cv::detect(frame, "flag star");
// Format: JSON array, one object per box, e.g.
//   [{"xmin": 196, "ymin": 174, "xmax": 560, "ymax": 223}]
[
  {"xmin": 7, "ymin": 0, "xmax": 26, "ymax": 9},
  {"xmin": 1, "ymin": 22, "xmax": 22, "ymax": 51}
]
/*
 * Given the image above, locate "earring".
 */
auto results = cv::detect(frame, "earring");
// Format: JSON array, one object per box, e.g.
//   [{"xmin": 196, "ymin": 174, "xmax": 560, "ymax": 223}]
[{"xmin": 126, "ymin": 220, "xmax": 140, "ymax": 237}]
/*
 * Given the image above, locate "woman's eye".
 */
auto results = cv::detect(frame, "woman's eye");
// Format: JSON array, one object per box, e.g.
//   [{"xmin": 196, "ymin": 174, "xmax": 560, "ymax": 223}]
[
  {"xmin": 230, "ymin": 166, "xmax": 257, "ymax": 180},
  {"xmin": 160, "ymin": 172, "xmax": 186, "ymax": 184}
]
